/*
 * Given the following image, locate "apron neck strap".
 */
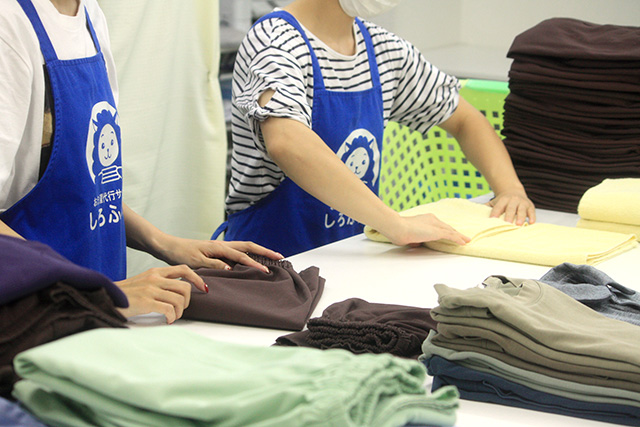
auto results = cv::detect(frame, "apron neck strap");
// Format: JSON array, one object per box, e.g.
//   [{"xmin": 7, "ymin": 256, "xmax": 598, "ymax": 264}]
[{"xmin": 16, "ymin": 0, "xmax": 102, "ymax": 63}]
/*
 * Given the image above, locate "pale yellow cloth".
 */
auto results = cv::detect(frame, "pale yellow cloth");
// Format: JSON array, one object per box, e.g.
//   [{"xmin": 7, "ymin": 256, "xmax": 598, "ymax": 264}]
[
  {"xmin": 577, "ymin": 178, "xmax": 640, "ymax": 225},
  {"xmin": 364, "ymin": 198, "xmax": 638, "ymax": 266},
  {"xmin": 577, "ymin": 218, "xmax": 640, "ymax": 239}
]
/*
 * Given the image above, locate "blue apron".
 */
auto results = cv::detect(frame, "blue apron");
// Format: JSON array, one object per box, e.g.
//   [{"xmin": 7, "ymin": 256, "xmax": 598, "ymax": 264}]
[
  {"xmin": 1, "ymin": 0, "xmax": 126, "ymax": 281},
  {"xmin": 214, "ymin": 10, "xmax": 384, "ymax": 257}
]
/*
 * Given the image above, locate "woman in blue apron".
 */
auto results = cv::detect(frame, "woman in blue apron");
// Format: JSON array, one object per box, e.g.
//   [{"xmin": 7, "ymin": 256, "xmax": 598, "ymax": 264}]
[
  {"xmin": 216, "ymin": 0, "xmax": 535, "ymax": 257},
  {"xmin": 0, "ymin": 0, "xmax": 281, "ymax": 323}
]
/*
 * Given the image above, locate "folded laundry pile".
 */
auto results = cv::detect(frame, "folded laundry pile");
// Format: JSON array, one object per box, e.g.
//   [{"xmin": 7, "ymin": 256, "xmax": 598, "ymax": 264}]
[
  {"xmin": 501, "ymin": 18, "xmax": 640, "ymax": 213},
  {"xmin": 275, "ymin": 298, "xmax": 437, "ymax": 359},
  {"xmin": 183, "ymin": 254, "xmax": 324, "ymax": 331},
  {"xmin": 0, "ymin": 235, "xmax": 127, "ymax": 399},
  {"xmin": 420, "ymin": 273, "xmax": 640, "ymax": 426},
  {"xmin": 576, "ymin": 178, "xmax": 640, "ymax": 238},
  {"xmin": 364, "ymin": 198, "xmax": 637, "ymax": 266},
  {"xmin": 12, "ymin": 327, "xmax": 460, "ymax": 427}
]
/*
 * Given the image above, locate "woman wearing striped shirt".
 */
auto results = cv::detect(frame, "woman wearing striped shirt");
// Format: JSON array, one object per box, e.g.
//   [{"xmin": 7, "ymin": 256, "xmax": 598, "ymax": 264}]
[{"xmin": 215, "ymin": 0, "xmax": 535, "ymax": 257}]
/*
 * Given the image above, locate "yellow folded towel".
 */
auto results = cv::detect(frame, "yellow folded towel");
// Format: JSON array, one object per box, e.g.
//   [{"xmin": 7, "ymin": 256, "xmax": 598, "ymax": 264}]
[
  {"xmin": 577, "ymin": 178, "xmax": 640, "ymax": 225},
  {"xmin": 577, "ymin": 218, "xmax": 640, "ymax": 239},
  {"xmin": 364, "ymin": 198, "xmax": 638, "ymax": 266}
]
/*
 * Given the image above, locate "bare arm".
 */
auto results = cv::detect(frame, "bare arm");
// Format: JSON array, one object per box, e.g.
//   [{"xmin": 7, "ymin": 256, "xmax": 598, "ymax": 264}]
[
  {"xmin": 122, "ymin": 203, "xmax": 281, "ymax": 273},
  {"xmin": 258, "ymin": 90, "xmax": 469, "ymax": 246},
  {"xmin": 438, "ymin": 97, "xmax": 536, "ymax": 225}
]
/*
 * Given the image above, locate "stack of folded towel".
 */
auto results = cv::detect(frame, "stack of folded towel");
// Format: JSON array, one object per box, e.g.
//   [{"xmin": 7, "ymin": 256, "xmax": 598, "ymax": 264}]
[
  {"xmin": 577, "ymin": 178, "xmax": 640, "ymax": 238},
  {"xmin": 420, "ymin": 275, "xmax": 640, "ymax": 426},
  {"xmin": 501, "ymin": 18, "xmax": 640, "ymax": 213},
  {"xmin": 364, "ymin": 198, "xmax": 638, "ymax": 266}
]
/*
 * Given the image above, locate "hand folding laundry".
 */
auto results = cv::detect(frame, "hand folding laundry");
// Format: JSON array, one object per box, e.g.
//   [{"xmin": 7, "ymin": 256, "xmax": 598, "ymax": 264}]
[
  {"xmin": 364, "ymin": 198, "xmax": 637, "ymax": 266},
  {"xmin": 275, "ymin": 298, "xmax": 437, "ymax": 358},
  {"xmin": 183, "ymin": 255, "xmax": 324, "ymax": 331},
  {"xmin": 12, "ymin": 327, "xmax": 460, "ymax": 427}
]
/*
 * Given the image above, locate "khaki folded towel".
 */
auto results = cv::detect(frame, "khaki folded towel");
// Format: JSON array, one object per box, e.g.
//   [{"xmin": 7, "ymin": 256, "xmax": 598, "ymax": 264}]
[
  {"xmin": 577, "ymin": 178, "xmax": 640, "ymax": 225},
  {"xmin": 364, "ymin": 198, "xmax": 637, "ymax": 266}
]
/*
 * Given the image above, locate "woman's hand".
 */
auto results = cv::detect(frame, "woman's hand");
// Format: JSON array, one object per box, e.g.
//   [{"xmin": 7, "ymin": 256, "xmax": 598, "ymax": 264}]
[
  {"xmin": 155, "ymin": 237, "xmax": 284, "ymax": 273},
  {"xmin": 115, "ymin": 264, "xmax": 208, "ymax": 324},
  {"xmin": 486, "ymin": 190, "xmax": 536, "ymax": 225},
  {"xmin": 383, "ymin": 213, "xmax": 471, "ymax": 247}
]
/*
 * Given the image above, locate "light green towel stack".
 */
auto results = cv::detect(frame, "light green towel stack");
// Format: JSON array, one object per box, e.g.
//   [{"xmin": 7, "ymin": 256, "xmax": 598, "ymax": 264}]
[{"xmin": 12, "ymin": 327, "xmax": 459, "ymax": 427}]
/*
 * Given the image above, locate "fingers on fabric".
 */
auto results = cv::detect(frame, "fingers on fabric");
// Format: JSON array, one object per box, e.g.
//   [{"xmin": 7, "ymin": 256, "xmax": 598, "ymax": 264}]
[{"xmin": 116, "ymin": 265, "xmax": 200, "ymax": 324}]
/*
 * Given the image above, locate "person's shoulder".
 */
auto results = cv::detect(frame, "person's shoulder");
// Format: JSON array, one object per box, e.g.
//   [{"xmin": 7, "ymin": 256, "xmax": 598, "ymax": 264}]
[
  {"xmin": 359, "ymin": 19, "xmax": 413, "ymax": 54},
  {"xmin": 81, "ymin": 0, "xmax": 108, "ymax": 26},
  {"xmin": 244, "ymin": 14, "xmax": 307, "ymax": 53},
  {"xmin": 0, "ymin": 0, "xmax": 34, "ymax": 34},
  {"xmin": 0, "ymin": 0, "xmax": 40, "ymax": 63}
]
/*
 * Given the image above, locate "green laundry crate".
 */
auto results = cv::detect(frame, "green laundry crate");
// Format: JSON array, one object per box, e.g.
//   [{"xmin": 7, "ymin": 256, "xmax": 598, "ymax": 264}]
[{"xmin": 379, "ymin": 79, "xmax": 509, "ymax": 212}]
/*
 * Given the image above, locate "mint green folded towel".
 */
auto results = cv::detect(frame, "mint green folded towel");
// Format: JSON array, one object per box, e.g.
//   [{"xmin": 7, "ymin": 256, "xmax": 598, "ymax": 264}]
[{"xmin": 13, "ymin": 327, "xmax": 458, "ymax": 427}]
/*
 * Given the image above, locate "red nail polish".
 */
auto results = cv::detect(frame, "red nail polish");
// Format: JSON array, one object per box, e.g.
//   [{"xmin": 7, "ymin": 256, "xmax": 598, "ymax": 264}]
[{"xmin": 204, "ymin": 284, "xmax": 209, "ymax": 293}]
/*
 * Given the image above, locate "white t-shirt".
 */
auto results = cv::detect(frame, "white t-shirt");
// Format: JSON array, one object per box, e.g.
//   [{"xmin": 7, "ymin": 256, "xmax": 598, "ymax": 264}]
[
  {"xmin": 0, "ymin": 0, "xmax": 118, "ymax": 212},
  {"xmin": 227, "ymin": 13, "xmax": 460, "ymax": 213}
]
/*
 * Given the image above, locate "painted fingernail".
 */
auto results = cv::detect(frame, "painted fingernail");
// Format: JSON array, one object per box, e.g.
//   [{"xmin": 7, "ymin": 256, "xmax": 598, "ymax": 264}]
[{"xmin": 204, "ymin": 284, "xmax": 209, "ymax": 293}]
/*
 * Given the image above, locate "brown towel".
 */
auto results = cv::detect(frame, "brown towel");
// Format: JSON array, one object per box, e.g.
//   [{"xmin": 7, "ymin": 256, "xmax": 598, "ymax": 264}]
[
  {"xmin": 0, "ymin": 283, "xmax": 126, "ymax": 399},
  {"xmin": 183, "ymin": 255, "xmax": 324, "ymax": 331},
  {"xmin": 275, "ymin": 298, "xmax": 437, "ymax": 359}
]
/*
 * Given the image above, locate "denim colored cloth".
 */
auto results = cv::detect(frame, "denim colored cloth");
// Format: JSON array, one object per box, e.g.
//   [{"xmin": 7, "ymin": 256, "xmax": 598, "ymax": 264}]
[
  {"xmin": 0, "ymin": 397, "xmax": 46, "ymax": 427},
  {"xmin": 540, "ymin": 262, "xmax": 640, "ymax": 326},
  {"xmin": 424, "ymin": 355, "xmax": 640, "ymax": 427}
]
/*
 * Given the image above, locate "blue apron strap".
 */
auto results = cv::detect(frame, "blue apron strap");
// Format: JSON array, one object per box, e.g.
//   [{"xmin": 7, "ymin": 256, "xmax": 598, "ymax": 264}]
[
  {"xmin": 211, "ymin": 220, "xmax": 228, "ymax": 240},
  {"xmin": 84, "ymin": 7, "xmax": 102, "ymax": 54},
  {"xmin": 16, "ymin": 0, "xmax": 58, "ymax": 62},
  {"xmin": 355, "ymin": 17, "xmax": 381, "ymax": 87},
  {"xmin": 253, "ymin": 10, "xmax": 325, "ymax": 91}
]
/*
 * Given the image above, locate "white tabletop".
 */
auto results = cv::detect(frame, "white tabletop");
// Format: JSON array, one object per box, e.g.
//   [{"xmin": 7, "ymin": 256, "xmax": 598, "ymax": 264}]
[{"xmin": 130, "ymin": 208, "xmax": 639, "ymax": 427}]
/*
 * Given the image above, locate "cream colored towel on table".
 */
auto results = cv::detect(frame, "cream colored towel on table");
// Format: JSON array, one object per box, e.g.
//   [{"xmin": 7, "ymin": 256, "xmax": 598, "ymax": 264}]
[
  {"xmin": 577, "ymin": 178, "xmax": 640, "ymax": 236},
  {"xmin": 364, "ymin": 198, "xmax": 638, "ymax": 266},
  {"xmin": 577, "ymin": 218, "xmax": 640, "ymax": 239}
]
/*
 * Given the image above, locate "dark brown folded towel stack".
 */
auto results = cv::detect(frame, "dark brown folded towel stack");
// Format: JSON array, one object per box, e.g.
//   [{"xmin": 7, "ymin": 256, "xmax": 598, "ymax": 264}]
[{"xmin": 502, "ymin": 18, "xmax": 640, "ymax": 213}]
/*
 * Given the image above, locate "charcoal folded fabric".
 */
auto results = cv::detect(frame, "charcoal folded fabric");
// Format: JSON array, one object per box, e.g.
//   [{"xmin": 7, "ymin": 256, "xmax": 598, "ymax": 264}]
[
  {"xmin": 363, "ymin": 198, "xmax": 637, "ymax": 266},
  {"xmin": 12, "ymin": 327, "xmax": 460, "ymax": 427},
  {"xmin": 502, "ymin": 18, "xmax": 640, "ymax": 213},
  {"xmin": 183, "ymin": 255, "xmax": 324, "ymax": 331},
  {"xmin": 275, "ymin": 298, "xmax": 437, "ymax": 358}
]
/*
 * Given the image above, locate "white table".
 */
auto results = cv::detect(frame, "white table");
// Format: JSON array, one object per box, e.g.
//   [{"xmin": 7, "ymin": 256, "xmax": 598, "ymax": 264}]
[{"xmin": 130, "ymin": 208, "xmax": 639, "ymax": 427}]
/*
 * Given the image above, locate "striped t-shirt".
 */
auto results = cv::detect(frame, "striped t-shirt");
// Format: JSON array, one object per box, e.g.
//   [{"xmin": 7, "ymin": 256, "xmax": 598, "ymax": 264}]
[{"xmin": 227, "ymin": 13, "xmax": 460, "ymax": 213}]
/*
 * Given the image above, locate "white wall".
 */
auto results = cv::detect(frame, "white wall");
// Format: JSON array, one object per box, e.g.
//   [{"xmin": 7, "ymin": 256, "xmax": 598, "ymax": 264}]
[
  {"xmin": 460, "ymin": 0, "xmax": 640, "ymax": 51},
  {"xmin": 374, "ymin": 0, "xmax": 640, "ymax": 80}
]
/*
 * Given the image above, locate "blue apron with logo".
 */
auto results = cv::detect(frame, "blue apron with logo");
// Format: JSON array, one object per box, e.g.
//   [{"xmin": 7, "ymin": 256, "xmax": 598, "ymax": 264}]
[
  {"xmin": 213, "ymin": 10, "xmax": 384, "ymax": 257},
  {"xmin": 1, "ymin": 0, "xmax": 126, "ymax": 280}
]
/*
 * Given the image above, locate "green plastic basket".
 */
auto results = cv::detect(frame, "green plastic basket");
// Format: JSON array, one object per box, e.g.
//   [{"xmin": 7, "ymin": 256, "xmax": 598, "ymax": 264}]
[{"xmin": 379, "ymin": 79, "xmax": 509, "ymax": 211}]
